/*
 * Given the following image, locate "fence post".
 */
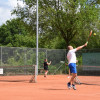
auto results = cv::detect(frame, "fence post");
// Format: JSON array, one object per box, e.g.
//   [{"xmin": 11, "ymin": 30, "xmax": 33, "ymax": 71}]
[
  {"xmin": 46, "ymin": 49, "xmax": 47, "ymax": 59},
  {"xmin": 1, "ymin": 46, "xmax": 2, "ymax": 66},
  {"xmin": 34, "ymin": 65, "xmax": 37, "ymax": 83}
]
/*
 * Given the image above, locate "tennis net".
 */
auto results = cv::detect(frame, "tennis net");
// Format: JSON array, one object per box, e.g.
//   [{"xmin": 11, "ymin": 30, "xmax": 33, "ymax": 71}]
[{"xmin": 0, "ymin": 65, "xmax": 37, "ymax": 83}]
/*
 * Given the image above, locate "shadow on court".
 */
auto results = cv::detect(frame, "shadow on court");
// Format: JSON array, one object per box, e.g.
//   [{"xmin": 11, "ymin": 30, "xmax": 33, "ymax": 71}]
[
  {"xmin": 80, "ymin": 83, "xmax": 100, "ymax": 86},
  {"xmin": 0, "ymin": 80, "xmax": 29, "ymax": 82},
  {"xmin": 42, "ymin": 88, "xmax": 67, "ymax": 91}
]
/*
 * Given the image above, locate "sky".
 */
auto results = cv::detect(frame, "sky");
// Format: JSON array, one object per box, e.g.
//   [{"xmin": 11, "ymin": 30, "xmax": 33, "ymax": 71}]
[{"xmin": 0, "ymin": 0, "xmax": 25, "ymax": 25}]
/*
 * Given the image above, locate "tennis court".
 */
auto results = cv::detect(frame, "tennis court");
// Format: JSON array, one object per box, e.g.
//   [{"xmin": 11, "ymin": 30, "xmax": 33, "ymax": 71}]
[{"xmin": 0, "ymin": 75, "xmax": 100, "ymax": 100}]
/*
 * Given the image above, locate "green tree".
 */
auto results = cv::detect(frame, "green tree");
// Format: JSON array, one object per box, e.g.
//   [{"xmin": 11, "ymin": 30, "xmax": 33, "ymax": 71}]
[
  {"xmin": 39, "ymin": 0, "xmax": 100, "ymax": 47},
  {"xmin": 0, "ymin": 18, "xmax": 36, "ymax": 47},
  {"xmin": 12, "ymin": 0, "xmax": 100, "ymax": 49}
]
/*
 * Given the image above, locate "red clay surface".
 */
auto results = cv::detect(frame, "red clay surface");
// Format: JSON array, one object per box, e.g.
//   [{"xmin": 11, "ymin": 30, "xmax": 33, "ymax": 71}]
[{"xmin": 0, "ymin": 75, "xmax": 100, "ymax": 100}]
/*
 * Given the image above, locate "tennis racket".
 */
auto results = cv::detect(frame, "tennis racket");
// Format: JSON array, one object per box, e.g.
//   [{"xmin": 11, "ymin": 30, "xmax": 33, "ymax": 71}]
[
  {"xmin": 29, "ymin": 75, "xmax": 35, "ymax": 83},
  {"xmin": 29, "ymin": 65, "xmax": 37, "ymax": 83},
  {"xmin": 86, "ymin": 30, "xmax": 93, "ymax": 43},
  {"xmin": 74, "ymin": 77, "xmax": 81, "ymax": 85}
]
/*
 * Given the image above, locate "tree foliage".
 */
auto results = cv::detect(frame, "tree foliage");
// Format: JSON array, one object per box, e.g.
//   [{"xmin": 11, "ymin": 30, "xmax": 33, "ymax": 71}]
[
  {"xmin": 0, "ymin": 18, "xmax": 36, "ymax": 47},
  {"xmin": 38, "ymin": 0, "xmax": 100, "ymax": 47},
  {"xmin": 0, "ymin": 0, "xmax": 100, "ymax": 49}
]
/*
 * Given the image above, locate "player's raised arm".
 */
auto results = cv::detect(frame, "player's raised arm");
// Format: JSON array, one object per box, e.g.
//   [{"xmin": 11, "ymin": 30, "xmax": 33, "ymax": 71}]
[
  {"xmin": 76, "ymin": 42, "xmax": 87, "ymax": 51},
  {"xmin": 47, "ymin": 61, "xmax": 51, "ymax": 65}
]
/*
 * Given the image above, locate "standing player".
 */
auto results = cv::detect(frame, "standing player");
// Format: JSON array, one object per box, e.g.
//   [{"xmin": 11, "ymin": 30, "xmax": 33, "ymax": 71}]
[
  {"xmin": 67, "ymin": 43, "xmax": 87, "ymax": 90},
  {"xmin": 44, "ymin": 59, "xmax": 51, "ymax": 77}
]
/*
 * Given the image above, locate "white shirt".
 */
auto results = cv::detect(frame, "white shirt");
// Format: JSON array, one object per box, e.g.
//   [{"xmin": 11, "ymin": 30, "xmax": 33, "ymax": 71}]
[{"xmin": 67, "ymin": 49, "xmax": 77, "ymax": 64}]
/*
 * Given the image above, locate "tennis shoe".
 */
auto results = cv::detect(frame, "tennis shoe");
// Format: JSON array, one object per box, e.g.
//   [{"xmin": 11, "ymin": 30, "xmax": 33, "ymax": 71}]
[
  {"xmin": 44, "ymin": 75, "xmax": 46, "ymax": 77},
  {"xmin": 67, "ymin": 82, "xmax": 71, "ymax": 89},
  {"xmin": 72, "ymin": 84, "xmax": 76, "ymax": 90}
]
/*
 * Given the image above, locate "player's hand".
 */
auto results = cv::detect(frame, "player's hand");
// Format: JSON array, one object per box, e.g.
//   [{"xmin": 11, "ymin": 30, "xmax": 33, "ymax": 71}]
[{"xmin": 84, "ymin": 42, "xmax": 87, "ymax": 47}]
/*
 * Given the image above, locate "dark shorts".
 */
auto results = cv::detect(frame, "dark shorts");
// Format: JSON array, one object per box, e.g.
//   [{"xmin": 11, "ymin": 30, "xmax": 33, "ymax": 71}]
[
  {"xmin": 68, "ymin": 63, "xmax": 77, "ymax": 73},
  {"xmin": 44, "ymin": 66, "xmax": 48, "ymax": 70}
]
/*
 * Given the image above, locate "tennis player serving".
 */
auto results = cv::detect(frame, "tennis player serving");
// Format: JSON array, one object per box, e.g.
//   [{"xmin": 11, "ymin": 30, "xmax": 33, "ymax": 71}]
[
  {"xmin": 67, "ymin": 42, "xmax": 87, "ymax": 90},
  {"xmin": 44, "ymin": 59, "xmax": 51, "ymax": 77}
]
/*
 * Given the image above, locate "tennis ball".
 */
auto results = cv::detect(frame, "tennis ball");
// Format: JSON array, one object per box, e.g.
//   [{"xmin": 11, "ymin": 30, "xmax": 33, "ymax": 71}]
[{"xmin": 94, "ymin": 33, "xmax": 96, "ymax": 35}]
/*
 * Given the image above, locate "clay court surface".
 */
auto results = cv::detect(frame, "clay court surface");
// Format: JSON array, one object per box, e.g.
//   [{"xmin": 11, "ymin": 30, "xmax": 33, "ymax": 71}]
[{"xmin": 0, "ymin": 75, "xmax": 100, "ymax": 100}]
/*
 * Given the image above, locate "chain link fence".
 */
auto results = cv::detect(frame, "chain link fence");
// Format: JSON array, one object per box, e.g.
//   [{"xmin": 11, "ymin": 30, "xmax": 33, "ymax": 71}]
[
  {"xmin": 0, "ymin": 47, "xmax": 66, "ymax": 76},
  {"xmin": 0, "ymin": 46, "xmax": 100, "ymax": 76},
  {"xmin": 76, "ymin": 49, "xmax": 100, "ymax": 76}
]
